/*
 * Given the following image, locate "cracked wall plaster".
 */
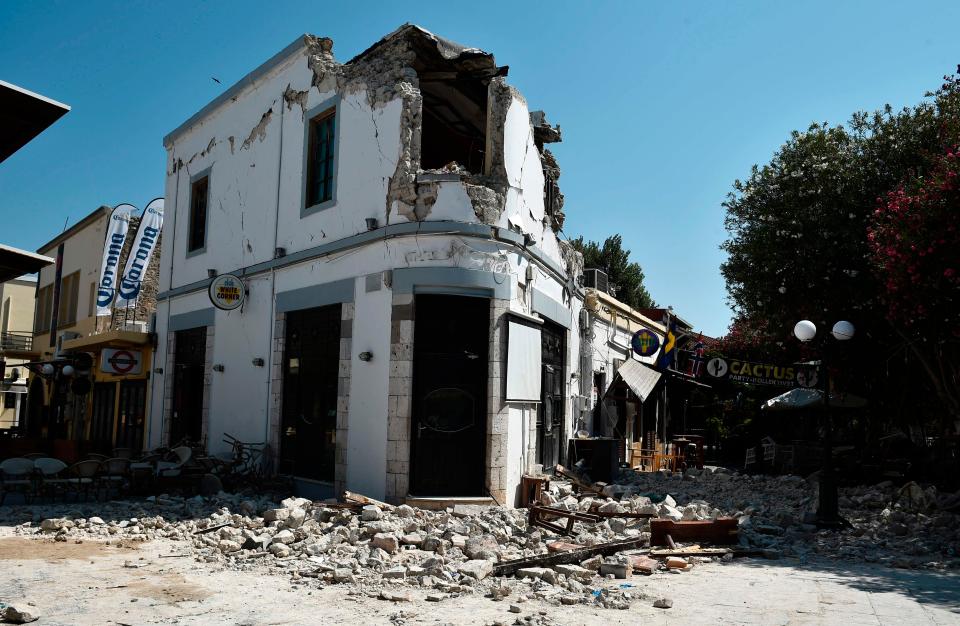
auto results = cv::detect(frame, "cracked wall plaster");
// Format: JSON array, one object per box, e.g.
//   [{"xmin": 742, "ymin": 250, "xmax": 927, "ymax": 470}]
[{"xmin": 241, "ymin": 108, "xmax": 274, "ymax": 150}]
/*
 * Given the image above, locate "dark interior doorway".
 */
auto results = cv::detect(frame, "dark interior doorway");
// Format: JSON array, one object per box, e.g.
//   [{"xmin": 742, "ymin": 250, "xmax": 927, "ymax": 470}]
[
  {"xmin": 280, "ymin": 304, "xmax": 342, "ymax": 482},
  {"xmin": 117, "ymin": 379, "xmax": 146, "ymax": 453},
  {"xmin": 537, "ymin": 322, "xmax": 565, "ymax": 469},
  {"xmin": 410, "ymin": 294, "xmax": 489, "ymax": 496},
  {"xmin": 171, "ymin": 327, "xmax": 206, "ymax": 446},
  {"xmin": 90, "ymin": 382, "xmax": 116, "ymax": 451}
]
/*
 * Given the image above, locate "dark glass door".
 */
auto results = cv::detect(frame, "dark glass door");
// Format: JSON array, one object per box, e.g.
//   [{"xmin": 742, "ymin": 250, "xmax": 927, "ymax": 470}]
[
  {"xmin": 171, "ymin": 327, "xmax": 206, "ymax": 446},
  {"xmin": 91, "ymin": 382, "xmax": 116, "ymax": 451},
  {"xmin": 280, "ymin": 304, "xmax": 342, "ymax": 481},
  {"xmin": 117, "ymin": 379, "xmax": 146, "ymax": 453},
  {"xmin": 410, "ymin": 294, "xmax": 489, "ymax": 496},
  {"xmin": 538, "ymin": 322, "xmax": 565, "ymax": 469}
]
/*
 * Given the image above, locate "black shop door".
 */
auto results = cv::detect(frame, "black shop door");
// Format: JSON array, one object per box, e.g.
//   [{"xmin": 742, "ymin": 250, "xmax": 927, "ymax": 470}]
[
  {"xmin": 410, "ymin": 294, "xmax": 489, "ymax": 496},
  {"xmin": 90, "ymin": 382, "xmax": 117, "ymax": 452},
  {"xmin": 171, "ymin": 327, "xmax": 206, "ymax": 446},
  {"xmin": 280, "ymin": 304, "xmax": 342, "ymax": 482},
  {"xmin": 537, "ymin": 322, "xmax": 565, "ymax": 470},
  {"xmin": 117, "ymin": 379, "xmax": 147, "ymax": 453}
]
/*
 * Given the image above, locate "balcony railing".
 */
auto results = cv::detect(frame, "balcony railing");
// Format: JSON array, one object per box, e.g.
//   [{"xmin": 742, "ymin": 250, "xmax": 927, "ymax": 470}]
[{"xmin": 0, "ymin": 331, "xmax": 33, "ymax": 353}]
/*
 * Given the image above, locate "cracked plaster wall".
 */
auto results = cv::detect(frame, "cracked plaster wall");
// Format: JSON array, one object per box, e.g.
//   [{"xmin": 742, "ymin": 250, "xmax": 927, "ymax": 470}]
[{"xmin": 156, "ymin": 28, "xmax": 583, "ymax": 501}]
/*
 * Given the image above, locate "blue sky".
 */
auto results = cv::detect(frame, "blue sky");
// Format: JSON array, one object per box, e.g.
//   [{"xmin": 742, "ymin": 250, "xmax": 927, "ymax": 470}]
[{"xmin": 1, "ymin": 1, "xmax": 957, "ymax": 336}]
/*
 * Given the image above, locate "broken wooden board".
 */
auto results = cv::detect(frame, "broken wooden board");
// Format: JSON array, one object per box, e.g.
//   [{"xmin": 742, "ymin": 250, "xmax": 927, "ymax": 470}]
[
  {"xmin": 650, "ymin": 517, "xmax": 738, "ymax": 546},
  {"xmin": 545, "ymin": 541, "xmax": 583, "ymax": 553},
  {"xmin": 495, "ymin": 537, "xmax": 648, "ymax": 577},
  {"xmin": 554, "ymin": 464, "xmax": 606, "ymax": 496},
  {"xmin": 649, "ymin": 547, "xmax": 766, "ymax": 558},
  {"xmin": 528, "ymin": 505, "xmax": 601, "ymax": 536},
  {"xmin": 587, "ymin": 508, "xmax": 657, "ymax": 519},
  {"xmin": 343, "ymin": 491, "xmax": 395, "ymax": 511}
]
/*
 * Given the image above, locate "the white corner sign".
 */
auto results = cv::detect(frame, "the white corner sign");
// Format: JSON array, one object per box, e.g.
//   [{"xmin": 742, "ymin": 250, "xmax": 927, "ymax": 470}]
[{"xmin": 208, "ymin": 273, "xmax": 245, "ymax": 310}]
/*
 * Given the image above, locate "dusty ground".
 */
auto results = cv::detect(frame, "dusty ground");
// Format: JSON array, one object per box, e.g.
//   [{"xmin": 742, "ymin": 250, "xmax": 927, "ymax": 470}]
[{"xmin": 1, "ymin": 531, "xmax": 958, "ymax": 625}]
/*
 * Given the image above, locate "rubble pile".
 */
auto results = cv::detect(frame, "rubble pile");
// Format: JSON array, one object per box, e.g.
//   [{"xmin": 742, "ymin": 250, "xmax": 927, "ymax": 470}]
[
  {"xmin": 610, "ymin": 467, "xmax": 960, "ymax": 569},
  {"xmin": 5, "ymin": 493, "xmax": 649, "ymax": 609},
  {"xmin": 3, "ymin": 468, "xmax": 957, "ymax": 612}
]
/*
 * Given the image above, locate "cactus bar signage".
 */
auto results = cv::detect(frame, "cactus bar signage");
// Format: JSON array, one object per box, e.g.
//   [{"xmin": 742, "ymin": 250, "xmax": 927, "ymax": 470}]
[
  {"xmin": 208, "ymin": 273, "xmax": 245, "ymax": 310},
  {"xmin": 705, "ymin": 357, "xmax": 810, "ymax": 388}
]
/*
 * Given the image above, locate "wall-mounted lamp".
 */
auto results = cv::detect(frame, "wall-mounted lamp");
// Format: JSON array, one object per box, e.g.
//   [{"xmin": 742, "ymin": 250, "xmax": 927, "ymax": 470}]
[
  {"xmin": 212, "ymin": 364, "xmax": 225, "ymax": 372},
  {"xmin": 358, "ymin": 351, "xmax": 373, "ymax": 362},
  {"xmin": 207, "ymin": 269, "xmax": 218, "ymax": 279},
  {"xmin": 252, "ymin": 357, "xmax": 265, "ymax": 367},
  {"xmin": 274, "ymin": 247, "xmax": 287, "ymax": 259},
  {"xmin": 153, "ymin": 367, "xmax": 164, "ymax": 374},
  {"xmin": 523, "ymin": 233, "xmax": 536, "ymax": 247},
  {"xmin": 365, "ymin": 217, "xmax": 379, "ymax": 231}
]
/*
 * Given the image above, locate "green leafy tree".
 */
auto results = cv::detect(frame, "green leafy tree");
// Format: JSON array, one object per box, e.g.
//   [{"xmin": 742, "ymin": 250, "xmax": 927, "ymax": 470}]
[
  {"xmin": 570, "ymin": 234, "xmax": 655, "ymax": 310},
  {"xmin": 720, "ymin": 68, "xmax": 960, "ymax": 431}
]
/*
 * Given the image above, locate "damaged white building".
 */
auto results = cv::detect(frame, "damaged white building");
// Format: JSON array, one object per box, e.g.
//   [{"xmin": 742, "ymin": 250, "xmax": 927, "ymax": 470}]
[{"xmin": 149, "ymin": 25, "xmax": 667, "ymax": 506}]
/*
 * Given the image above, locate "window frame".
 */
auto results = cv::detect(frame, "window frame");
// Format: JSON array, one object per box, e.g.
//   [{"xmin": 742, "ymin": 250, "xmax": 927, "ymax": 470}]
[
  {"xmin": 57, "ymin": 270, "xmax": 80, "ymax": 329},
  {"xmin": 301, "ymin": 96, "xmax": 341, "ymax": 218},
  {"xmin": 186, "ymin": 167, "xmax": 212, "ymax": 257},
  {"xmin": 34, "ymin": 284, "xmax": 52, "ymax": 334}
]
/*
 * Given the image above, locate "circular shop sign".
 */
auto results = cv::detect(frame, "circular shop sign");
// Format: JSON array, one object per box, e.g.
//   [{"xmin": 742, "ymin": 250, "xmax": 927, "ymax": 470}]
[
  {"xmin": 109, "ymin": 350, "xmax": 137, "ymax": 374},
  {"xmin": 208, "ymin": 273, "xmax": 245, "ymax": 310},
  {"xmin": 631, "ymin": 328, "xmax": 661, "ymax": 357},
  {"xmin": 706, "ymin": 357, "xmax": 728, "ymax": 378}
]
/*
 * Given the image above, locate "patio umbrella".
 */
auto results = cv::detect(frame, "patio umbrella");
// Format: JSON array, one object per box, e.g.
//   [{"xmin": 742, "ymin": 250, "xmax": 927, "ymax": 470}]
[{"xmin": 762, "ymin": 388, "xmax": 867, "ymax": 411}]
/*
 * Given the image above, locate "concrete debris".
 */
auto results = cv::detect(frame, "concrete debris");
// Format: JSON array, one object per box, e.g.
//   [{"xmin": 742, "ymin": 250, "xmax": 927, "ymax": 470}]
[
  {"xmin": 2, "ymin": 467, "xmax": 955, "ymax": 615},
  {"xmin": 653, "ymin": 597, "xmax": 673, "ymax": 609}
]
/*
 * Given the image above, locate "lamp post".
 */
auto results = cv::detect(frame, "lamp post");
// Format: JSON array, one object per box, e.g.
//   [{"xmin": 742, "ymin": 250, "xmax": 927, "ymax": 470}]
[{"xmin": 793, "ymin": 319, "xmax": 854, "ymax": 528}]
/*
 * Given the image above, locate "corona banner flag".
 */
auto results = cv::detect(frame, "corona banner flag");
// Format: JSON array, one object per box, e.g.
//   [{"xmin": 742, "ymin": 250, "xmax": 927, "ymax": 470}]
[
  {"xmin": 96, "ymin": 204, "xmax": 134, "ymax": 316},
  {"xmin": 115, "ymin": 198, "xmax": 164, "ymax": 310}
]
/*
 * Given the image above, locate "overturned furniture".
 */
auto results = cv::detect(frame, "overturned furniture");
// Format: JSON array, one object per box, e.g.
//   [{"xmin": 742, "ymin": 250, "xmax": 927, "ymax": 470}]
[{"xmin": 650, "ymin": 517, "xmax": 739, "ymax": 546}]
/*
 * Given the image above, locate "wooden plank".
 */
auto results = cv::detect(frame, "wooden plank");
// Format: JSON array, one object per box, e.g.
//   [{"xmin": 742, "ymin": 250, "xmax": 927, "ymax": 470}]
[
  {"xmin": 343, "ymin": 491, "xmax": 395, "ymax": 511},
  {"xmin": 554, "ymin": 464, "xmax": 605, "ymax": 496},
  {"xmin": 494, "ymin": 537, "xmax": 648, "ymax": 577},
  {"xmin": 649, "ymin": 547, "xmax": 766, "ymax": 558}
]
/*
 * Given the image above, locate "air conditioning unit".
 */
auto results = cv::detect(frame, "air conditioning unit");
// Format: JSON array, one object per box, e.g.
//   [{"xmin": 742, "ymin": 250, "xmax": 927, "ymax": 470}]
[
  {"xmin": 122, "ymin": 321, "xmax": 149, "ymax": 333},
  {"xmin": 583, "ymin": 269, "xmax": 609, "ymax": 293}
]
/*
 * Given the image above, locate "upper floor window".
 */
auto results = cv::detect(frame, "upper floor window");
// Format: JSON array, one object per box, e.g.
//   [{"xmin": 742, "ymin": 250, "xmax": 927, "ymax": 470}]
[
  {"xmin": 304, "ymin": 106, "xmax": 337, "ymax": 213},
  {"xmin": 34, "ymin": 284, "xmax": 52, "ymax": 334},
  {"xmin": 188, "ymin": 174, "xmax": 209, "ymax": 254},
  {"xmin": 58, "ymin": 270, "xmax": 80, "ymax": 328}
]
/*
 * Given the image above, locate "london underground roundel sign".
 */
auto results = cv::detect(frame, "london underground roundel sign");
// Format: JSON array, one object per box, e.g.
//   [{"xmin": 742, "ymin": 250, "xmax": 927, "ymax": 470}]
[
  {"xmin": 208, "ymin": 273, "xmax": 245, "ymax": 311},
  {"xmin": 631, "ymin": 328, "xmax": 660, "ymax": 357}
]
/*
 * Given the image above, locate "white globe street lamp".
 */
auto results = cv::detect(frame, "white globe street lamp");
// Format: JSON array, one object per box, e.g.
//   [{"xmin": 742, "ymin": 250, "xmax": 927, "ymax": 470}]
[
  {"xmin": 831, "ymin": 320, "xmax": 855, "ymax": 341},
  {"xmin": 41, "ymin": 363, "xmax": 55, "ymax": 376},
  {"xmin": 792, "ymin": 317, "xmax": 856, "ymax": 529},
  {"xmin": 793, "ymin": 320, "xmax": 817, "ymax": 342},
  {"xmin": 61, "ymin": 365, "xmax": 75, "ymax": 377}
]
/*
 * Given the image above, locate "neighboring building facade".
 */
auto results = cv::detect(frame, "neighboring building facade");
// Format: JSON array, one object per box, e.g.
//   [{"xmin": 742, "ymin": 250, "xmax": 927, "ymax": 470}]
[
  {"xmin": 0, "ymin": 275, "xmax": 38, "ymax": 429},
  {"xmin": 26, "ymin": 207, "xmax": 160, "ymax": 456},
  {"xmin": 151, "ymin": 25, "xmax": 586, "ymax": 505}
]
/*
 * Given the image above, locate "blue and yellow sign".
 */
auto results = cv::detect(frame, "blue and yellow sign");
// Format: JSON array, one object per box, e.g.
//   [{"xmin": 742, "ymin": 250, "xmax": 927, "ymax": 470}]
[{"xmin": 631, "ymin": 328, "xmax": 660, "ymax": 357}]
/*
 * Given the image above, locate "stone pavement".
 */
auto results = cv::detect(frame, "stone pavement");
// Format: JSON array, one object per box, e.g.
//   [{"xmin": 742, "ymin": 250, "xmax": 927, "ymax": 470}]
[{"xmin": 643, "ymin": 557, "xmax": 960, "ymax": 625}]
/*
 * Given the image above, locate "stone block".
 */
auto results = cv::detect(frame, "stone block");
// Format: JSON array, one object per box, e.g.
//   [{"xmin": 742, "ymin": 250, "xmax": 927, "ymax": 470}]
[{"xmin": 458, "ymin": 559, "xmax": 493, "ymax": 580}]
